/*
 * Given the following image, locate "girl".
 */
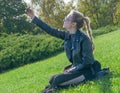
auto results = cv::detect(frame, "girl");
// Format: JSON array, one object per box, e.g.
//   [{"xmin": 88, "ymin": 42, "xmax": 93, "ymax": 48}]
[{"xmin": 27, "ymin": 8, "xmax": 100, "ymax": 93}]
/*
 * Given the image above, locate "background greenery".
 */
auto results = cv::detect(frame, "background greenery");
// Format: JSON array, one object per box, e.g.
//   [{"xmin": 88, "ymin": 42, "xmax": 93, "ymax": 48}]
[
  {"xmin": 1, "ymin": 0, "xmax": 120, "ymax": 34},
  {"xmin": 0, "ymin": 34, "xmax": 63, "ymax": 72},
  {"xmin": 31, "ymin": 0, "xmax": 120, "ymax": 29}
]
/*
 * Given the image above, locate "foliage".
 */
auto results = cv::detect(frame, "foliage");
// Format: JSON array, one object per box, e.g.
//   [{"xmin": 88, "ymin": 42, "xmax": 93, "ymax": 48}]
[
  {"xmin": 0, "ymin": 0, "xmax": 120, "ymax": 34},
  {"xmin": 31, "ymin": 0, "xmax": 74, "ymax": 29},
  {"xmin": 31, "ymin": 0, "xmax": 120, "ymax": 29},
  {"xmin": 0, "ymin": 29, "xmax": 120, "ymax": 93},
  {"xmin": 92, "ymin": 25, "xmax": 119, "ymax": 37},
  {"xmin": 114, "ymin": 2, "xmax": 120, "ymax": 25},
  {"xmin": 0, "ymin": 0, "xmax": 35, "ymax": 34},
  {"xmin": 77, "ymin": 0, "xmax": 120, "ymax": 28},
  {"xmin": 0, "ymin": 34, "xmax": 63, "ymax": 71}
]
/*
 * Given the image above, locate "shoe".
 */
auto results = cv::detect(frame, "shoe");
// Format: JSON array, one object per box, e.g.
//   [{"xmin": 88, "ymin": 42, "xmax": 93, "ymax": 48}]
[
  {"xmin": 41, "ymin": 85, "xmax": 56, "ymax": 93},
  {"xmin": 95, "ymin": 68, "xmax": 109, "ymax": 79}
]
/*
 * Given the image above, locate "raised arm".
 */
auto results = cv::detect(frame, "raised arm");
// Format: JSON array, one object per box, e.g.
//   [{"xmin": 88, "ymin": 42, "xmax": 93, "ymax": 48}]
[{"xmin": 26, "ymin": 8, "xmax": 65, "ymax": 40}]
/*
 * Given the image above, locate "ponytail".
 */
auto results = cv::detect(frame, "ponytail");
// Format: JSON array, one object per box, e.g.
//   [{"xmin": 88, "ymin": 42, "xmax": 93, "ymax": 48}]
[
  {"xmin": 70, "ymin": 10, "xmax": 95, "ymax": 52},
  {"xmin": 83, "ymin": 17, "xmax": 95, "ymax": 52}
]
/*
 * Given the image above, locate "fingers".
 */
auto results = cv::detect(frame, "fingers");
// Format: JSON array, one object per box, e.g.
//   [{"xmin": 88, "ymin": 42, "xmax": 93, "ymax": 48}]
[
  {"xmin": 26, "ymin": 8, "xmax": 32, "ymax": 14},
  {"xmin": 26, "ymin": 8, "xmax": 35, "ymax": 19}
]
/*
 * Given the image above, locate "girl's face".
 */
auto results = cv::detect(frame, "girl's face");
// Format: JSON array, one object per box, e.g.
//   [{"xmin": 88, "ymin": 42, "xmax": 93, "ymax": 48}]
[{"xmin": 63, "ymin": 14, "xmax": 75, "ymax": 30}]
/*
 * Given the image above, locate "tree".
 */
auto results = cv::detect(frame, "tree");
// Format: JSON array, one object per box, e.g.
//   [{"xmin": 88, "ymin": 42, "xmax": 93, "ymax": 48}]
[
  {"xmin": 31, "ymin": 0, "xmax": 74, "ymax": 30},
  {"xmin": 112, "ymin": 1, "xmax": 120, "ymax": 25},
  {"xmin": 77, "ymin": 0, "xmax": 120, "ymax": 28},
  {"xmin": 31, "ymin": 0, "xmax": 120, "ymax": 29},
  {"xmin": 0, "ymin": 0, "xmax": 34, "ymax": 34}
]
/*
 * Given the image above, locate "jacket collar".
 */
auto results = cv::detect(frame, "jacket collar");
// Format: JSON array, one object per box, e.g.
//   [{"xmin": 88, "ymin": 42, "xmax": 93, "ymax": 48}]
[{"xmin": 65, "ymin": 29, "xmax": 83, "ymax": 40}]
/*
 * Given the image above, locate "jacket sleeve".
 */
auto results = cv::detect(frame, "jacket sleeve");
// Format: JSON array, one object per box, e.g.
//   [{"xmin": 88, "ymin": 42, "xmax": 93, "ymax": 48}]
[{"xmin": 32, "ymin": 16, "xmax": 65, "ymax": 40}]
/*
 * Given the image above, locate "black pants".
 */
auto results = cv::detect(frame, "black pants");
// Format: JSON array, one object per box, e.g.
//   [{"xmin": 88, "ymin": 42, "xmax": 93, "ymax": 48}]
[{"xmin": 49, "ymin": 67, "xmax": 94, "ymax": 88}]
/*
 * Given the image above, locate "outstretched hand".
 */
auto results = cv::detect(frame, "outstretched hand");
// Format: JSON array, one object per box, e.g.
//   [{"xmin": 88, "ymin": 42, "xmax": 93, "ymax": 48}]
[{"xmin": 26, "ymin": 8, "xmax": 35, "ymax": 19}]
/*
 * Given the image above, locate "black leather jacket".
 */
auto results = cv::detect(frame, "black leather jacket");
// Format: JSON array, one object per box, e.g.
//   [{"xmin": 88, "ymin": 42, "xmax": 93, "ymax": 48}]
[{"xmin": 32, "ymin": 16, "xmax": 95, "ymax": 71}]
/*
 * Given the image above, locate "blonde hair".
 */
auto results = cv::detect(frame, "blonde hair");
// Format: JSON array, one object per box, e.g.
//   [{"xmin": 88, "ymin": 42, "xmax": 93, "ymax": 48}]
[
  {"xmin": 84, "ymin": 17, "xmax": 95, "ymax": 51},
  {"xmin": 70, "ymin": 10, "xmax": 95, "ymax": 51}
]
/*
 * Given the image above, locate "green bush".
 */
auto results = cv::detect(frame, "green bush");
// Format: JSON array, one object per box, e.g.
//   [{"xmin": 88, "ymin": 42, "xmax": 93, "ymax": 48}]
[
  {"xmin": 93, "ymin": 25, "xmax": 119, "ymax": 37},
  {"xmin": 0, "ymin": 34, "xmax": 63, "ymax": 71},
  {"xmin": 1, "ymin": 25, "xmax": 119, "ymax": 72}
]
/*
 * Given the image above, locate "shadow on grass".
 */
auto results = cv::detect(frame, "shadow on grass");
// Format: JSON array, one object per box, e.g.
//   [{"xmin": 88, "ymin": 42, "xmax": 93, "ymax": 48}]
[
  {"xmin": 97, "ymin": 72, "xmax": 113, "ymax": 93},
  {"xmin": 97, "ymin": 72, "xmax": 120, "ymax": 93}
]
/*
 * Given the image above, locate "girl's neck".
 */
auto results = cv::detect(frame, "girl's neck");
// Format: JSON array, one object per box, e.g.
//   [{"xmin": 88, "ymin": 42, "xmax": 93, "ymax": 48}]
[{"xmin": 68, "ymin": 28, "xmax": 77, "ymax": 34}]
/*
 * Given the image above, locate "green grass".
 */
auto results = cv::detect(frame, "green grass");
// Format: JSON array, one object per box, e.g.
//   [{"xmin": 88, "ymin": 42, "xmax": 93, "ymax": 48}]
[{"xmin": 0, "ymin": 29, "xmax": 120, "ymax": 93}]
